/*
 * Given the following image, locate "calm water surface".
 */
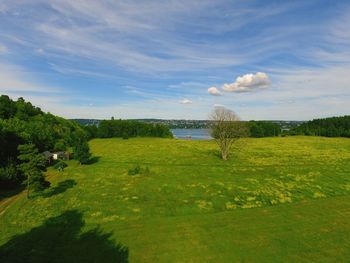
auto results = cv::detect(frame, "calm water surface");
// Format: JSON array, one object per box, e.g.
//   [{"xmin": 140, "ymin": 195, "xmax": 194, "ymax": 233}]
[{"xmin": 171, "ymin": 129, "xmax": 212, "ymax": 140}]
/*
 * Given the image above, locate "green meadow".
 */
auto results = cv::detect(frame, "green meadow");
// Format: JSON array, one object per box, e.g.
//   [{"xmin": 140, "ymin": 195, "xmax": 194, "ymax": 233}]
[{"xmin": 1, "ymin": 136, "xmax": 350, "ymax": 262}]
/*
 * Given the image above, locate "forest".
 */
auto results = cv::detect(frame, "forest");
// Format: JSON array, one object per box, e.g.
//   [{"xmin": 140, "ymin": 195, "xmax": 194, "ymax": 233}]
[
  {"xmin": 0, "ymin": 95, "xmax": 87, "ymax": 190},
  {"xmin": 289, "ymin": 116, "xmax": 350, "ymax": 137}
]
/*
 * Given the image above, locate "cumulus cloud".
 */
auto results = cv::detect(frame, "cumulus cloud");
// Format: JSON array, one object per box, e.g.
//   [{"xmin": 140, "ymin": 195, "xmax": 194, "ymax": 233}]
[
  {"xmin": 223, "ymin": 72, "xmax": 271, "ymax": 92},
  {"xmin": 208, "ymin": 86, "xmax": 222, "ymax": 96},
  {"xmin": 179, "ymin": 98, "xmax": 193, "ymax": 104}
]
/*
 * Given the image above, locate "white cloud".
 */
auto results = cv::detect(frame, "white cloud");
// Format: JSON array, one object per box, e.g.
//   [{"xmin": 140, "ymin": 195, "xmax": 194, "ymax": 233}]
[
  {"xmin": 0, "ymin": 63, "xmax": 59, "ymax": 93},
  {"xmin": 208, "ymin": 86, "xmax": 222, "ymax": 96},
  {"xmin": 223, "ymin": 72, "xmax": 271, "ymax": 92},
  {"xmin": 213, "ymin": 103, "xmax": 225, "ymax": 108},
  {"xmin": 179, "ymin": 98, "xmax": 193, "ymax": 104}
]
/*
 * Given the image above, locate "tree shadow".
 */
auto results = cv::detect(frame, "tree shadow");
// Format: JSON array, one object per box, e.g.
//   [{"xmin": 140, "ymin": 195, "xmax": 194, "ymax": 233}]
[
  {"xmin": 86, "ymin": 156, "xmax": 101, "ymax": 165},
  {"xmin": 0, "ymin": 210, "xmax": 129, "ymax": 263},
  {"xmin": 207, "ymin": 149, "xmax": 222, "ymax": 159},
  {"xmin": 42, "ymin": 179, "xmax": 77, "ymax": 198},
  {"xmin": 0, "ymin": 186, "xmax": 25, "ymax": 202}
]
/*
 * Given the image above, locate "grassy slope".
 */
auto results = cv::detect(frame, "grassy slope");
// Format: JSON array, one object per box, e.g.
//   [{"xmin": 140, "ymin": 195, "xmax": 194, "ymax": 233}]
[{"xmin": 1, "ymin": 137, "xmax": 350, "ymax": 262}]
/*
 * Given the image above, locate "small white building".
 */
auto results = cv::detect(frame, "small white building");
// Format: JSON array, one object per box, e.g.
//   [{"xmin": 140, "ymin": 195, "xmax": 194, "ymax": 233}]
[{"xmin": 52, "ymin": 152, "xmax": 69, "ymax": 160}]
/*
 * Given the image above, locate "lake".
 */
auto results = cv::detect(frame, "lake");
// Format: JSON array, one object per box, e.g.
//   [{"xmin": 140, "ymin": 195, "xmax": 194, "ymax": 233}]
[{"xmin": 171, "ymin": 129, "xmax": 212, "ymax": 140}]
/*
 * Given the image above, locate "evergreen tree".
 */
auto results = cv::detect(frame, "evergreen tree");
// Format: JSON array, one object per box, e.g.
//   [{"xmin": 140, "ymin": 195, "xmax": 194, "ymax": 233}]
[
  {"xmin": 73, "ymin": 138, "xmax": 91, "ymax": 164},
  {"xmin": 17, "ymin": 144, "xmax": 49, "ymax": 198}
]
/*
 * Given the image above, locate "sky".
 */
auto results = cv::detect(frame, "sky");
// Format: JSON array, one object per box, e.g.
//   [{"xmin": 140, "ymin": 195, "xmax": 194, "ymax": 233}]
[{"xmin": 0, "ymin": 0, "xmax": 350, "ymax": 120}]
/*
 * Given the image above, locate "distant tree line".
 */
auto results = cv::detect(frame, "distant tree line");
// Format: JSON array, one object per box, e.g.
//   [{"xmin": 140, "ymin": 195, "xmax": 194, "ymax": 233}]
[
  {"xmin": 248, "ymin": 121, "xmax": 281, "ymax": 137},
  {"xmin": 288, "ymin": 116, "xmax": 350, "ymax": 137},
  {"xmin": 84, "ymin": 119, "xmax": 173, "ymax": 139},
  {"xmin": 0, "ymin": 95, "xmax": 89, "ymax": 192}
]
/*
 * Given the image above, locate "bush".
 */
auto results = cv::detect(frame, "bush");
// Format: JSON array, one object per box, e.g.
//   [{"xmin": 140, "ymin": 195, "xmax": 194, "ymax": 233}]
[
  {"xmin": 0, "ymin": 161, "xmax": 21, "ymax": 188},
  {"xmin": 128, "ymin": 165, "xmax": 150, "ymax": 176},
  {"xmin": 122, "ymin": 132, "xmax": 129, "ymax": 140},
  {"xmin": 54, "ymin": 140, "xmax": 67, "ymax": 151},
  {"xmin": 54, "ymin": 161, "xmax": 68, "ymax": 171}
]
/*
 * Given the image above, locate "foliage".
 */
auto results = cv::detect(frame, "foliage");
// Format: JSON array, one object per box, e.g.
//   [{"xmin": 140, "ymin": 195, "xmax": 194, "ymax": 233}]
[
  {"xmin": 96, "ymin": 119, "xmax": 173, "ymax": 139},
  {"xmin": 210, "ymin": 108, "xmax": 249, "ymax": 160},
  {"xmin": 0, "ymin": 161, "xmax": 21, "ymax": 189},
  {"xmin": 249, "ymin": 121, "xmax": 281, "ymax": 137},
  {"xmin": 122, "ymin": 132, "xmax": 129, "ymax": 140},
  {"xmin": 289, "ymin": 115, "xmax": 350, "ymax": 137},
  {"xmin": 53, "ymin": 140, "xmax": 67, "ymax": 152},
  {"xmin": 53, "ymin": 161, "xmax": 68, "ymax": 171},
  {"xmin": 17, "ymin": 144, "xmax": 50, "ymax": 197},
  {"xmin": 84, "ymin": 124, "xmax": 99, "ymax": 140},
  {"xmin": 128, "ymin": 164, "xmax": 150, "ymax": 176},
  {"xmin": 73, "ymin": 135, "xmax": 91, "ymax": 164},
  {"xmin": 0, "ymin": 95, "xmax": 86, "ymax": 190}
]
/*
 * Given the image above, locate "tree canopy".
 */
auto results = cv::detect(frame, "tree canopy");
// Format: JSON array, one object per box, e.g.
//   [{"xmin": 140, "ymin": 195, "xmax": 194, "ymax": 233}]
[
  {"xmin": 0, "ymin": 95, "xmax": 86, "ymax": 190},
  {"xmin": 289, "ymin": 116, "xmax": 350, "ymax": 137},
  {"xmin": 210, "ymin": 108, "xmax": 249, "ymax": 160}
]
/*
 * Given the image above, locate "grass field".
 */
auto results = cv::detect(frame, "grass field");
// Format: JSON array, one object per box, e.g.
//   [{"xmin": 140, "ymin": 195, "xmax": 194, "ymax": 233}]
[{"xmin": 1, "ymin": 136, "xmax": 350, "ymax": 262}]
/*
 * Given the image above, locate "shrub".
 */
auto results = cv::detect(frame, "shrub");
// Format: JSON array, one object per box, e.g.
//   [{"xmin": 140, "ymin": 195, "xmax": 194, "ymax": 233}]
[
  {"xmin": 122, "ymin": 132, "xmax": 129, "ymax": 140},
  {"xmin": 128, "ymin": 165, "xmax": 150, "ymax": 176},
  {"xmin": 128, "ymin": 164, "xmax": 141, "ymax": 175},
  {"xmin": 0, "ymin": 161, "xmax": 21, "ymax": 188},
  {"xmin": 54, "ymin": 161, "xmax": 68, "ymax": 171}
]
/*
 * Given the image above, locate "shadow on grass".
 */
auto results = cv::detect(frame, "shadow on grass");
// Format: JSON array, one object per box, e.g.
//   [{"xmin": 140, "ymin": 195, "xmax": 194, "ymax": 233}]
[
  {"xmin": 42, "ymin": 179, "xmax": 77, "ymax": 198},
  {"xmin": 0, "ymin": 186, "xmax": 25, "ymax": 202},
  {"xmin": 208, "ymin": 149, "xmax": 222, "ymax": 159},
  {"xmin": 86, "ymin": 156, "xmax": 101, "ymax": 165},
  {"xmin": 0, "ymin": 210, "xmax": 129, "ymax": 263}
]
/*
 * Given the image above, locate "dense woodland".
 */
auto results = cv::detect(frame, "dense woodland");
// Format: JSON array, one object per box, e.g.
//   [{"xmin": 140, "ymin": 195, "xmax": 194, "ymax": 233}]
[
  {"xmin": 0, "ymin": 95, "xmax": 87, "ymax": 190},
  {"xmin": 289, "ymin": 116, "xmax": 350, "ymax": 137}
]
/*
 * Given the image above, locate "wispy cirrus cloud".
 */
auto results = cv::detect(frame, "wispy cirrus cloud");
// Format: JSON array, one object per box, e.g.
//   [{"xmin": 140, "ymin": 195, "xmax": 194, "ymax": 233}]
[
  {"xmin": 0, "ymin": 1, "xmax": 350, "ymax": 120},
  {"xmin": 0, "ymin": 63, "xmax": 60, "ymax": 93},
  {"xmin": 0, "ymin": 0, "xmax": 308, "ymax": 74}
]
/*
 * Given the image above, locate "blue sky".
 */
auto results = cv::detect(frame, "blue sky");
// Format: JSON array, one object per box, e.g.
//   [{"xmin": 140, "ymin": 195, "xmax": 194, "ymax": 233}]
[{"xmin": 0, "ymin": 0, "xmax": 350, "ymax": 120}]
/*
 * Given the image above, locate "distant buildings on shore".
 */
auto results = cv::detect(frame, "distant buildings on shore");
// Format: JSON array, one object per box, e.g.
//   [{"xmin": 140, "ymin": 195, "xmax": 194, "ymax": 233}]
[{"xmin": 71, "ymin": 118, "xmax": 304, "ymax": 130}]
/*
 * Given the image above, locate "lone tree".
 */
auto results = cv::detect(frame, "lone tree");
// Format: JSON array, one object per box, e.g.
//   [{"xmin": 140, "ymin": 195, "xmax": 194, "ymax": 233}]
[
  {"xmin": 73, "ymin": 137, "xmax": 91, "ymax": 164},
  {"xmin": 18, "ymin": 144, "xmax": 50, "ymax": 198},
  {"xmin": 210, "ymin": 107, "xmax": 249, "ymax": 160}
]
